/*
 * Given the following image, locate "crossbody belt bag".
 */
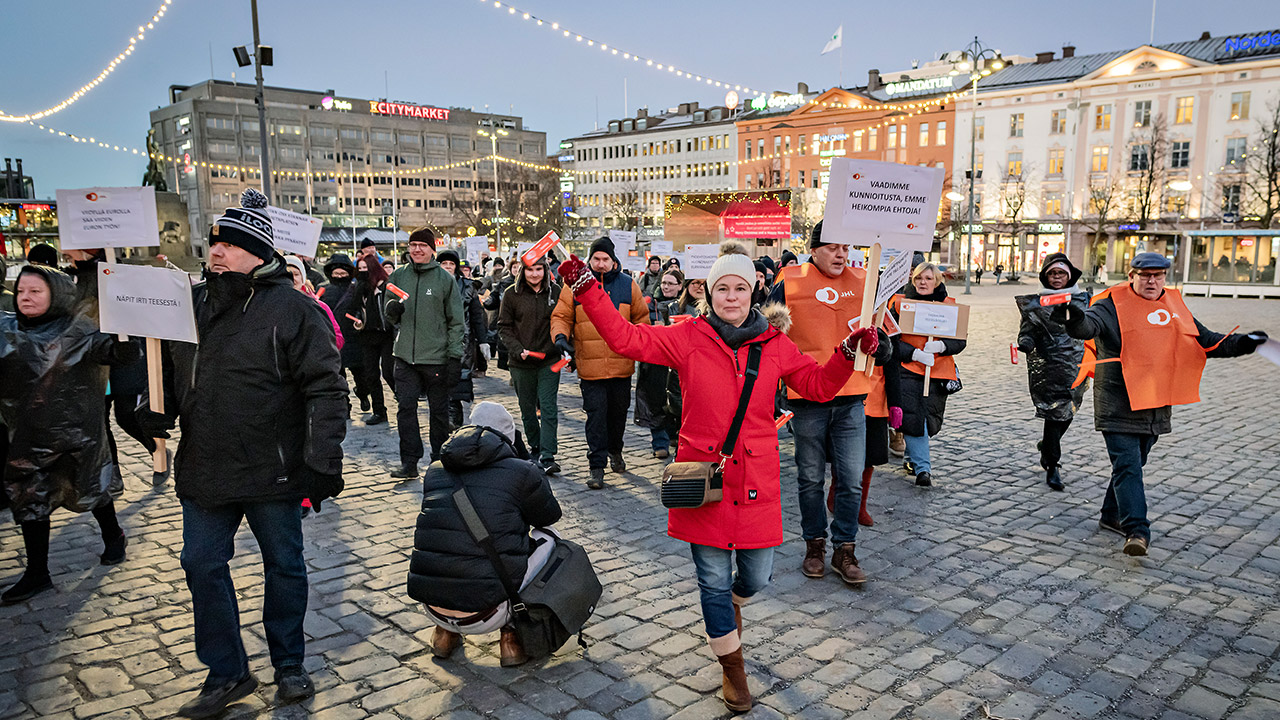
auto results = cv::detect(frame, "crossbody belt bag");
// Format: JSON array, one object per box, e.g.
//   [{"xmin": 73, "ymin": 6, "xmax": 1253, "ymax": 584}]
[
  {"xmin": 444, "ymin": 468, "xmax": 603, "ymax": 659},
  {"xmin": 661, "ymin": 342, "xmax": 764, "ymax": 509}
]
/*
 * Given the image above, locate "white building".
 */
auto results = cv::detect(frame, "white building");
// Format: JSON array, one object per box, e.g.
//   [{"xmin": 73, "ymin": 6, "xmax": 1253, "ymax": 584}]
[{"xmin": 952, "ymin": 29, "xmax": 1280, "ymax": 277}]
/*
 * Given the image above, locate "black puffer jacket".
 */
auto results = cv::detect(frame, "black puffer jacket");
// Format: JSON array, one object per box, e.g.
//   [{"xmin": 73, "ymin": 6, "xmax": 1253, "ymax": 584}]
[
  {"xmin": 0, "ymin": 265, "xmax": 139, "ymax": 522},
  {"xmin": 407, "ymin": 426, "xmax": 561, "ymax": 613},
  {"xmin": 892, "ymin": 284, "xmax": 966, "ymax": 437},
  {"xmin": 1065, "ymin": 290, "xmax": 1255, "ymax": 435},
  {"xmin": 159, "ymin": 257, "xmax": 348, "ymax": 507},
  {"xmin": 1016, "ymin": 254, "xmax": 1090, "ymax": 422}
]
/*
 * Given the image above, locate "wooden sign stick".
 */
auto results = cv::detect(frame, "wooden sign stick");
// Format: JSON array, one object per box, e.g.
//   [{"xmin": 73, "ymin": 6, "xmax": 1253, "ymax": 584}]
[
  {"xmin": 146, "ymin": 337, "xmax": 168, "ymax": 473},
  {"xmin": 922, "ymin": 335, "xmax": 935, "ymax": 397},
  {"xmin": 854, "ymin": 242, "xmax": 881, "ymax": 372},
  {"xmin": 865, "ymin": 302, "xmax": 889, "ymax": 378}
]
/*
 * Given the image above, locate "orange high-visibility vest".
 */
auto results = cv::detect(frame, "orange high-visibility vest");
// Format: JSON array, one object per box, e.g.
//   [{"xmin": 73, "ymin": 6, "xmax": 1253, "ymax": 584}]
[
  {"xmin": 781, "ymin": 263, "xmax": 872, "ymax": 399},
  {"xmin": 891, "ymin": 294, "xmax": 958, "ymax": 381},
  {"xmin": 865, "ymin": 365, "xmax": 888, "ymax": 418},
  {"xmin": 1110, "ymin": 284, "xmax": 1206, "ymax": 410}
]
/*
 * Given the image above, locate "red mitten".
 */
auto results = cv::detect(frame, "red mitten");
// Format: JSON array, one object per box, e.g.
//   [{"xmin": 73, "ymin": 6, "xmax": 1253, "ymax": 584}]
[
  {"xmin": 557, "ymin": 254, "xmax": 596, "ymax": 295},
  {"xmin": 839, "ymin": 327, "xmax": 878, "ymax": 360}
]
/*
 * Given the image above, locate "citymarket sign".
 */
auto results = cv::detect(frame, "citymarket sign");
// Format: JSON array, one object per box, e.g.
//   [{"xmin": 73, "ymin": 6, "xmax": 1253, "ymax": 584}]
[
  {"xmin": 369, "ymin": 100, "xmax": 450, "ymax": 121},
  {"xmin": 884, "ymin": 76, "xmax": 955, "ymax": 96},
  {"xmin": 1223, "ymin": 30, "xmax": 1280, "ymax": 54}
]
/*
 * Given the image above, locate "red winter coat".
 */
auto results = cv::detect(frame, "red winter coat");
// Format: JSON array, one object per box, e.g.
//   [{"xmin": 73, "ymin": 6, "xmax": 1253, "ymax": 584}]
[{"xmin": 578, "ymin": 286, "xmax": 854, "ymax": 550}]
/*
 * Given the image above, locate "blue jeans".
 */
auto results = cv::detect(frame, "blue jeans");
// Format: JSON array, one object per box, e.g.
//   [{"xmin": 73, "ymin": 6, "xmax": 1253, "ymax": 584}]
[
  {"xmin": 792, "ymin": 401, "xmax": 866, "ymax": 545},
  {"xmin": 689, "ymin": 544, "xmax": 774, "ymax": 640},
  {"xmin": 181, "ymin": 499, "xmax": 308, "ymax": 683},
  {"xmin": 1101, "ymin": 432, "xmax": 1157, "ymax": 540},
  {"xmin": 904, "ymin": 432, "xmax": 932, "ymax": 474},
  {"xmin": 650, "ymin": 428, "xmax": 670, "ymax": 452}
]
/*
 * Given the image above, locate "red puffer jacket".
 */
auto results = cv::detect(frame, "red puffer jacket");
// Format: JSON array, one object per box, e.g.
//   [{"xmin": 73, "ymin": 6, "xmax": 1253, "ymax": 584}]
[{"xmin": 578, "ymin": 286, "xmax": 854, "ymax": 550}]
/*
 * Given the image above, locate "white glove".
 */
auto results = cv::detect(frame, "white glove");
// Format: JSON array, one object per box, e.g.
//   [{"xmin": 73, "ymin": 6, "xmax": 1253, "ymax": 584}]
[
  {"xmin": 922, "ymin": 340, "xmax": 946, "ymax": 354},
  {"xmin": 912, "ymin": 348, "xmax": 936, "ymax": 367},
  {"xmin": 479, "ymin": 343, "xmax": 491, "ymax": 358}
]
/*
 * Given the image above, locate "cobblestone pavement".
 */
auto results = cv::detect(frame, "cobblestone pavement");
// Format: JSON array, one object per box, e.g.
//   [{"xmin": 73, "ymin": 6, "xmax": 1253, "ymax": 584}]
[{"xmin": 2, "ymin": 282, "xmax": 1279, "ymax": 720}]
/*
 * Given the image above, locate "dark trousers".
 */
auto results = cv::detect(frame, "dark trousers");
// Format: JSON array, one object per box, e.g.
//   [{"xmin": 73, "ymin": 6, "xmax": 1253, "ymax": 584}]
[
  {"xmin": 394, "ymin": 359, "xmax": 452, "ymax": 464},
  {"xmin": 1040, "ymin": 418, "xmax": 1073, "ymax": 469},
  {"xmin": 1101, "ymin": 432, "xmax": 1158, "ymax": 540},
  {"xmin": 362, "ymin": 331, "xmax": 396, "ymax": 395},
  {"xmin": 510, "ymin": 364, "xmax": 560, "ymax": 461},
  {"xmin": 358, "ymin": 342, "xmax": 388, "ymax": 416},
  {"xmin": 106, "ymin": 393, "xmax": 158, "ymax": 459},
  {"xmin": 343, "ymin": 365, "xmax": 371, "ymax": 408},
  {"xmin": 581, "ymin": 377, "xmax": 630, "ymax": 470},
  {"xmin": 180, "ymin": 498, "xmax": 307, "ymax": 683},
  {"xmin": 19, "ymin": 500, "xmax": 120, "ymax": 576}
]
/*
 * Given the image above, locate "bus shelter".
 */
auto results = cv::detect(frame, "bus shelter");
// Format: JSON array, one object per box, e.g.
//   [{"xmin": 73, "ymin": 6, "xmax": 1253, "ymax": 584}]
[{"xmin": 1180, "ymin": 230, "xmax": 1280, "ymax": 298}]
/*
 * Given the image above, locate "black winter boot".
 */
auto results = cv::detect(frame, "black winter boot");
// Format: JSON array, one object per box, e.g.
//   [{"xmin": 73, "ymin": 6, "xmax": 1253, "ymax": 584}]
[{"xmin": 390, "ymin": 462, "xmax": 419, "ymax": 479}]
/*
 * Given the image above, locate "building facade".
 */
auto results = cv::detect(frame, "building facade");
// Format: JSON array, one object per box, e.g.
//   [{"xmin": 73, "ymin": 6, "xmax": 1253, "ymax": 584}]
[
  {"xmin": 953, "ymin": 29, "xmax": 1280, "ymax": 277},
  {"xmin": 148, "ymin": 80, "xmax": 549, "ymax": 257}
]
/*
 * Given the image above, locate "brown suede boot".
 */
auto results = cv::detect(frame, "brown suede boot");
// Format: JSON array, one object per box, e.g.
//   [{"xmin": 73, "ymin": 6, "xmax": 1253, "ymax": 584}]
[
  {"xmin": 858, "ymin": 467, "xmax": 875, "ymax": 527},
  {"xmin": 499, "ymin": 624, "xmax": 528, "ymax": 667},
  {"xmin": 831, "ymin": 542, "xmax": 867, "ymax": 585},
  {"xmin": 802, "ymin": 537, "xmax": 826, "ymax": 578},
  {"xmin": 431, "ymin": 626, "xmax": 462, "ymax": 659},
  {"xmin": 717, "ymin": 648, "xmax": 752, "ymax": 712}
]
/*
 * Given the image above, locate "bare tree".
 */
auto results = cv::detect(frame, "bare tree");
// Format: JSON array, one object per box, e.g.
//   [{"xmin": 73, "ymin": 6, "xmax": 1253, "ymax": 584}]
[
  {"xmin": 790, "ymin": 187, "xmax": 824, "ymax": 246},
  {"xmin": 1082, "ymin": 171, "xmax": 1122, "ymax": 278},
  {"xmin": 1123, "ymin": 115, "xmax": 1169, "ymax": 230},
  {"xmin": 1242, "ymin": 99, "xmax": 1280, "ymax": 228},
  {"xmin": 604, "ymin": 180, "xmax": 642, "ymax": 231},
  {"xmin": 991, "ymin": 167, "xmax": 1036, "ymax": 273}
]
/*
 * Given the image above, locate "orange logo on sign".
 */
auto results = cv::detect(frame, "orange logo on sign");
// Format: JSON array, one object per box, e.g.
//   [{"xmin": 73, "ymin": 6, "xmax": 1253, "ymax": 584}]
[
  {"xmin": 102, "ymin": 268, "xmax": 113, "ymax": 275},
  {"xmin": 906, "ymin": 223, "xmax": 916, "ymax": 230},
  {"xmin": 85, "ymin": 192, "xmax": 99, "ymax": 201},
  {"xmin": 852, "ymin": 173, "xmax": 862, "ymax": 180}
]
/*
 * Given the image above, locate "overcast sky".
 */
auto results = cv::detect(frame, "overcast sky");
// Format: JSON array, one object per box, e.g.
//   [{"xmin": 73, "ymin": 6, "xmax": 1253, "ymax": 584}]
[{"xmin": 3, "ymin": 0, "xmax": 1274, "ymax": 195}]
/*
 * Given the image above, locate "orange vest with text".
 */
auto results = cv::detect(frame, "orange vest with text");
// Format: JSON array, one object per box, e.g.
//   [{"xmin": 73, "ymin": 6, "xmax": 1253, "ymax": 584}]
[
  {"xmin": 781, "ymin": 263, "xmax": 871, "ymax": 399},
  {"xmin": 1108, "ymin": 283, "xmax": 1207, "ymax": 410},
  {"xmin": 891, "ymin": 294, "xmax": 959, "ymax": 381}
]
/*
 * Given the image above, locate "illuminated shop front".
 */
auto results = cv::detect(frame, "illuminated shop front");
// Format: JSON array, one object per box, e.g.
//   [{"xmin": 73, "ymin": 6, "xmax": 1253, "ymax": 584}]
[
  {"xmin": 0, "ymin": 201, "xmax": 58, "ymax": 260},
  {"xmin": 1182, "ymin": 230, "xmax": 1280, "ymax": 298}
]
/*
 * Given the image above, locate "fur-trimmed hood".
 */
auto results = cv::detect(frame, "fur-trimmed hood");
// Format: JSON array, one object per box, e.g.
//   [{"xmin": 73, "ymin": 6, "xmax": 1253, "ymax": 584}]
[{"xmin": 760, "ymin": 302, "xmax": 791, "ymax": 333}]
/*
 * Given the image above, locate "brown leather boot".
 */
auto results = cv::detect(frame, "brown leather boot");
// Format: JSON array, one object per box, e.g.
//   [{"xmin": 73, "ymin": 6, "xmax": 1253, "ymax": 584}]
[
  {"xmin": 431, "ymin": 626, "xmax": 462, "ymax": 659},
  {"xmin": 802, "ymin": 537, "xmax": 826, "ymax": 578},
  {"xmin": 858, "ymin": 467, "xmax": 874, "ymax": 527},
  {"xmin": 831, "ymin": 542, "xmax": 867, "ymax": 585},
  {"xmin": 717, "ymin": 648, "xmax": 752, "ymax": 712},
  {"xmin": 499, "ymin": 624, "xmax": 528, "ymax": 667}
]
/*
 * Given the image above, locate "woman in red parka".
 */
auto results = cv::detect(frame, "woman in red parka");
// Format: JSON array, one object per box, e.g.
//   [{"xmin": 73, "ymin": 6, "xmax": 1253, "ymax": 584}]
[{"xmin": 558, "ymin": 241, "xmax": 876, "ymax": 713}]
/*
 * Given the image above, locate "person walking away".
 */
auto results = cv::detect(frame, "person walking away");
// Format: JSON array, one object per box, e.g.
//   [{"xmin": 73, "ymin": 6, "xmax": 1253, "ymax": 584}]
[
  {"xmin": 1015, "ymin": 253, "xmax": 1090, "ymax": 491},
  {"xmin": 406, "ymin": 402, "xmax": 561, "ymax": 666},
  {"xmin": 498, "ymin": 254, "xmax": 564, "ymax": 474},
  {"xmin": 1058, "ymin": 252, "xmax": 1267, "ymax": 556},
  {"xmin": 550, "ymin": 237, "xmax": 650, "ymax": 489},
  {"xmin": 320, "ymin": 253, "xmax": 371, "ymax": 416},
  {"xmin": 766, "ymin": 222, "xmax": 891, "ymax": 585},
  {"xmin": 436, "ymin": 249, "xmax": 487, "ymax": 428},
  {"xmin": 891, "ymin": 263, "xmax": 966, "ymax": 487},
  {"xmin": 353, "ymin": 255, "xmax": 394, "ymax": 419},
  {"xmin": 135, "ymin": 189, "xmax": 347, "ymax": 716},
  {"xmin": 385, "ymin": 229, "xmax": 464, "ymax": 479},
  {"xmin": 556, "ymin": 244, "xmax": 874, "ymax": 712},
  {"xmin": 994, "ymin": 263, "xmax": 1005, "ymax": 285},
  {"xmin": 638, "ymin": 255, "xmax": 664, "ymax": 298},
  {"xmin": 635, "ymin": 268, "xmax": 684, "ymax": 459},
  {"xmin": 0, "ymin": 265, "xmax": 138, "ymax": 603}
]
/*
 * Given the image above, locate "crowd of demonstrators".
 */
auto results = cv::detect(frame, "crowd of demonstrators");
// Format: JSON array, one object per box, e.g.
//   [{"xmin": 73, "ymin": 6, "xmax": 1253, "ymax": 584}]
[
  {"xmin": 285, "ymin": 255, "xmax": 344, "ymax": 347},
  {"xmin": 556, "ymin": 241, "xmax": 874, "ymax": 712},
  {"xmin": 320, "ymin": 253, "xmax": 373, "ymax": 416},
  {"xmin": 637, "ymin": 255, "xmax": 664, "ymax": 298},
  {"xmin": 407, "ymin": 402, "xmax": 561, "ymax": 666},
  {"xmin": 551, "ymin": 237, "xmax": 650, "ymax": 489},
  {"xmin": 1016, "ymin": 253, "xmax": 1091, "ymax": 491},
  {"xmin": 767, "ymin": 222, "xmax": 892, "ymax": 586},
  {"xmin": 890, "ymin": 262, "xmax": 966, "ymax": 487},
  {"xmin": 1058, "ymin": 252, "xmax": 1267, "ymax": 556},
  {"xmin": 497, "ymin": 253, "xmax": 565, "ymax": 474},
  {"xmin": 635, "ymin": 268, "xmax": 686, "ymax": 460},
  {"xmin": 436, "ymin": 249, "xmax": 489, "ymax": 428},
  {"xmin": 385, "ymin": 229, "xmax": 465, "ymax": 479}
]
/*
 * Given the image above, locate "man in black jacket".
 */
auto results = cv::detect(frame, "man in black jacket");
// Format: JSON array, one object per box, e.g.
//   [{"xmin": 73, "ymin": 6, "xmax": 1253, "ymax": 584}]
[
  {"xmin": 139, "ymin": 189, "xmax": 347, "ymax": 717},
  {"xmin": 1058, "ymin": 252, "xmax": 1266, "ymax": 556},
  {"xmin": 407, "ymin": 402, "xmax": 561, "ymax": 667},
  {"xmin": 498, "ymin": 255, "xmax": 564, "ymax": 474}
]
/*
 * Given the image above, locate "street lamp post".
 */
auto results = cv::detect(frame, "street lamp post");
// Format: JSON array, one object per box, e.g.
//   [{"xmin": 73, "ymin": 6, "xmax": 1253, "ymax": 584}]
[
  {"xmin": 233, "ymin": 1, "xmax": 274, "ymax": 201},
  {"xmin": 950, "ymin": 37, "xmax": 1005, "ymax": 295},
  {"xmin": 478, "ymin": 127, "xmax": 509, "ymax": 253}
]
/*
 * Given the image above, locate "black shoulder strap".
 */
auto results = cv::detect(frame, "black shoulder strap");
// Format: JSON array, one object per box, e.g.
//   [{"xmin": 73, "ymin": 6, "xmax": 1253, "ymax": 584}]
[
  {"xmin": 719, "ymin": 342, "xmax": 764, "ymax": 459},
  {"xmin": 443, "ymin": 469, "xmax": 528, "ymax": 614}
]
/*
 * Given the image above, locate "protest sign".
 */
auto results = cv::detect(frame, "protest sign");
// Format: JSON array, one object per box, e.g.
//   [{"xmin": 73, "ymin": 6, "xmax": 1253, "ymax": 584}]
[
  {"xmin": 622, "ymin": 255, "xmax": 647, "ymax": 274},
  {"xmin": 873, "ymin": 248, "xmax": 913, "ymax": 311},
  {"xmin": 97, "ymin": 264, "xmax": 198, "ymax": 343},
  {"xmin": 896, "ymin": 299, "xmax": 971, "ymax": 396},
  {"xmin": 821, "ymin": 158, "xmax": 944, "ymax": 252},
  {"xmin": 650, "ymin": 239, "xmax": 673, "ymax": 255},
  {"xmin": 516, "ymin": 242, "xmax": 535, "ymax": 259},
  {"xmin": 465, "ymin": 237, "xmax": 490, "ymax": 265},
  {"xmin": 266, "ymin": 206, "xmax": 323, "ymax": 257},
  {"xmin": 683, "ymin": 244, "xmax": 719, "ymax": 280},
  {"xmin": 56, "ymin": 187, "xmax": 159, "ymax": 250},
  {"xmin": 609, "ymin": 229, "xmax": 637, "ymax": 253},
  {"xmin": 1256, "ymin": 337, "xmax": 1280, "ymax": 368},
  {"xmin": 521, "ymin": 231, "xmax": 562, "ymax": 266}
]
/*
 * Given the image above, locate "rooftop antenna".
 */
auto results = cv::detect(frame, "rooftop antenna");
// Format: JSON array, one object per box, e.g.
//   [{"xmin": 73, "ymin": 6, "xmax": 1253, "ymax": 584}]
[{"xmin": 1150, "ymin": 0, "xmax": 1157, "ymax": 44}]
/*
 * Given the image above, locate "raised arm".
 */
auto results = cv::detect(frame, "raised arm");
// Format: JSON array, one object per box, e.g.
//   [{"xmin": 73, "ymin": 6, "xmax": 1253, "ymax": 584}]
[
  {"xmin": 577, "ymin": 284, "xmax": 684, "ymax": 368},
  {"xmin": 778, "ymin": 336, "xmax": 856, "ymax": 403}
]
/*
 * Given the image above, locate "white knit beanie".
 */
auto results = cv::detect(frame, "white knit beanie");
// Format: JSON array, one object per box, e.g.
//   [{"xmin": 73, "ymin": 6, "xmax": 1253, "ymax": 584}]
[{"xmin": 706, "ymin": 240, "xmax": 756, "ymax": 291}]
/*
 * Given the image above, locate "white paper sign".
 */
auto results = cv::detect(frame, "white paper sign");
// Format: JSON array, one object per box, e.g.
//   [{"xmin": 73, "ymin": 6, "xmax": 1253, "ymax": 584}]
[
  {"xmin": 609, "ymin": 230, "xmax": 637, "ymax": 252},
  {"xmin": 465, "ymin": 237, "xmax": 490, "ymax": 265},
  {"xmin": 903, "ymin": 301, "xmax": 959, "ymax": 337},
  {"xmin": 1256, "ymin": 337, "xmax": 1280, "ymax": 368},
  {"xmin": 622, "ymin": 255, "xmax": 647, "ymax": 274},
  {"xmin": 849, "ymin": 248, "xmax": 866, "ymax": 268},
  {"xmin": 516, "ymin": 242, "xmax": 535, "ymax": 259},
  {"xmin": 97, "ymin": 264, "xmax": 198, "ymax": 343},
  {"xmin": 822, "ymin": 158, "xmax": 944, "ymax": 251},
  {"xmin": 797, "ymin": 253, "xmax": 812, "ymax": 264},
  {"xmin": 874, "ymin": 249, "xmax": 913, "ymax": 310},
  {"xmin": 266, "ymin": 206, "xmax": 323, "ymax": 257},
  {"xmin": 683, "ymin": 244, "xmax": 719, "ymax": 280},
  {"xmin": 650, "ymin": 239, "xmax": 674, "ymax": 255},
  {"xmin": 56, "ymin": 187, "xmax": 159, "ymax": 250}
]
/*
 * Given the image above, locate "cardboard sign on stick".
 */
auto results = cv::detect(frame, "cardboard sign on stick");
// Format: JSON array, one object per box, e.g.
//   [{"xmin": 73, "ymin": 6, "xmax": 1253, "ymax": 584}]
[
  {"xmin": 683, "ymin": 244, "xmax": 719, "ymax": 280},
  {"xmin": 521, "ymin": 231, "xmax": 562, "ymax": 267},
  {"xmin": 56, "ymin": 187, "xmax": 159, "ymax": 250},
  {"xmin": 897, "ymin": 300, "xmax": 968, "ymax": 339},
  {"xmin": 821, "ymin": 158, "xmax": 944, "ymax": 252},
  {"xmin": 97, "ymin": 264, "xmax": 198, "ymax": 344},
  {"xmin": 266, "ymin": 206, "xmax": 323, "ymax": 257},
  {"xmin": 854, "ymin": 242, "xmax": 881, "ymax": 372},
  {"xmin": 465, "ymin": 237, "xmax": 491, "ymax": 265}
]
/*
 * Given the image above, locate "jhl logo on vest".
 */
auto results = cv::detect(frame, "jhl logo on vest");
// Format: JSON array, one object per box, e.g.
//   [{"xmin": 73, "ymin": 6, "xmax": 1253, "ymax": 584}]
[
  {"xmin": 1147, "ymin": 309, "xmax": 1176, "ymax": 326},
  {"xmin": 815, "ymin": 287, "xmax": 855, "ymax": 305}
]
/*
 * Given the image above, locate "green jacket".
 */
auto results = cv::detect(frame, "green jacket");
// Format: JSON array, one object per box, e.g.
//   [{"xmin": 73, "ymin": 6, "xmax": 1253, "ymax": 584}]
[{"xmin": 385, "ymin": 259, "xmax": 464, "ymax": 364}]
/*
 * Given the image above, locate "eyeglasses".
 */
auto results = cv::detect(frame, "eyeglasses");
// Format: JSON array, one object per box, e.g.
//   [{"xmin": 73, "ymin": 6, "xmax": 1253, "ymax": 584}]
[
  {"xmin": 407, "ymin": 242, "xmax": 431, "ymax": 249},
  {"xmin": 1134, "ymin": 271, "xmax": 1166, "ymax": 280}
]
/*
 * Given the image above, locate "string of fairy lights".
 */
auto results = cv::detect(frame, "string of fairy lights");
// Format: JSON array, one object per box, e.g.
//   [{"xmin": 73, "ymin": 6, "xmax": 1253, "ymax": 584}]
[{"xmin": 0, "ymin": 0, "xmax": 176, "ymax": 123}]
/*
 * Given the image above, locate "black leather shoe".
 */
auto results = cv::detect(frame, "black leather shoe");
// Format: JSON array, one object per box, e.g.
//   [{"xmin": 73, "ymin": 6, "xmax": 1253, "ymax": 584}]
[
  {"xmin": 609, "ymin": 453, "xmax": 627, "ymax": 473},
  {"xmin": 915, "ymin": 471, "xmax": 933, "ymax": 487},
  {"xmin": 1, "ymin": 572, "xmax": 53, "ymax": 605},
  {"xmin": 390, "ymin": 462, "xmax": 418, "ymax": 479},
  {"xmin": 152, "ymin": 449, "xmax": 174, "ymax": 486},
  {"xmin": 1098, "ymin": 517, "xmax": 1125, "ymax": 537},
  {"xmin": 1045, "ymin": 466, "xmax": 1064, "ymax": 491},
  {"xmin": 541, "ymin": 458, "xmax": 561, "ymax": 475},
  {"xmin": 364, "ymin": 412, "xmax": 387, "ymax": 426},
  {"xmin": 359, "ymin": 397, "xmax": 371, "ymax": 413},
  {"xmin": 100, "ymin": 533, "xmax": 128, "ymax": 566},
  {"xmin": 274, "ymin": 667, "xmax": 314, "ymax": 703},
  {"xmin": 178, "ymin": 675, "xmax": 258, "ymax": 718}
]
